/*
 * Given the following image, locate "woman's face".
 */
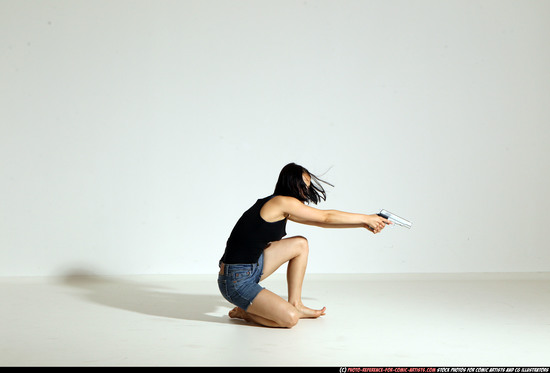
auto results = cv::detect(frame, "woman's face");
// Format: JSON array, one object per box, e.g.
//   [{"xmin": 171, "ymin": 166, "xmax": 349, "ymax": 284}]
[
  {"xmin": 299, "ymin": 172, "xmax": 312, "ymax": 200},
  {"xmin": 302, "ymin": 172, "xmax": 311, "ymax": 188}
]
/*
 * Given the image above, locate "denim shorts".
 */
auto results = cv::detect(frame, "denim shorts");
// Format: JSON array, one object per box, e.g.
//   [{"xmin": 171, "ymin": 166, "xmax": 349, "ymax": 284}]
[{"xmin": 218, "ymin": 253, "xmax": 264, "ymax": 311}]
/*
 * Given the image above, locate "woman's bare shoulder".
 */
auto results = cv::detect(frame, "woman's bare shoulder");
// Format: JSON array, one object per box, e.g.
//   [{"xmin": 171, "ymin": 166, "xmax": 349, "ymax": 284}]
[{"xmin": 261, "ymin": 196, "xmax": 300, "ymax": 221}]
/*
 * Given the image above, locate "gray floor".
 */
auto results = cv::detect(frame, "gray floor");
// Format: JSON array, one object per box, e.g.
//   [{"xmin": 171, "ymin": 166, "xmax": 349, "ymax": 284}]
[{"xmin": 1, "ymin": 272, "xmax": 550, "ymax": 366}]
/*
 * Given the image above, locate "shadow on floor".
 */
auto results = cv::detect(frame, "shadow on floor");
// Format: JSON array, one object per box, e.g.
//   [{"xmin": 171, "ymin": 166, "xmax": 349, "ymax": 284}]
[{"xmin": 60, "ymin": 270, "xmax": 239, "ymax": 325}]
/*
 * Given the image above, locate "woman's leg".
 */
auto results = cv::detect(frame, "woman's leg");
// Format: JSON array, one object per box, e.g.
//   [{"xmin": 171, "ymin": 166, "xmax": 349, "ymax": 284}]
[
  {"xmin": 228, "ymin": 236, "xmax": 325, "ymax": 327},
  {"xmin": 260, "ymin": 236, "xmax": 325, "ymax": 318},
  {"xmin": 231, "ymin": 289, "xmax": 300, "ymax": 328}
]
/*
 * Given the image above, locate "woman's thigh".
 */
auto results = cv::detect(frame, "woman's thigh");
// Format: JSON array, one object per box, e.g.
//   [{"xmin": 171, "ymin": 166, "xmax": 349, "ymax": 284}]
[{"xmin": 260, "ymin": 236, "xmax": 308, "ymax": 281}]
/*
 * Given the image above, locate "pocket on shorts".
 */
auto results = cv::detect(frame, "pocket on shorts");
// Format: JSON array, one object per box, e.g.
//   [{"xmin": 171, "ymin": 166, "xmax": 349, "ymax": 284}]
[{"xmin": 232, "ymin": 270, "xmax": 252, "ymax": 283}]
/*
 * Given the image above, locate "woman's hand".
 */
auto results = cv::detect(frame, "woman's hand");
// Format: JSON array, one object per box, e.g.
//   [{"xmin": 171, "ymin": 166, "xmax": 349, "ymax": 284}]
[{"xmin": 365, "ymin": 214, "xmax": 391, "ymax": 234}]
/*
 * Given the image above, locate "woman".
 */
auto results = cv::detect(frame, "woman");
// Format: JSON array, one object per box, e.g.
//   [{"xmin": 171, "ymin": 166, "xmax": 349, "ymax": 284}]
[{"xmin": 218, "ymin": 163, "xmax": 390, "ymax": 328}]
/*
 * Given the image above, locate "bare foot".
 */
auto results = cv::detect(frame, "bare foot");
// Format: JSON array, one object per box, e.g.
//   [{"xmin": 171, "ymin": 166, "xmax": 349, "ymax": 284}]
[
  {"xmin": 293, "ymin": 302, "xmax": 326, "ymax": 319},
  {"xmin": 228, "ymin": 307, "xmax": 251, "ymax": 322}
]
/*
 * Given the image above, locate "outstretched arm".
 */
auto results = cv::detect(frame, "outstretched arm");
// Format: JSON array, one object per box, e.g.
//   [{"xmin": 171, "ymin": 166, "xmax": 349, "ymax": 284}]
[{"xmin": 272, "ymin": 196, "xmax": 391, "ymax": 234}]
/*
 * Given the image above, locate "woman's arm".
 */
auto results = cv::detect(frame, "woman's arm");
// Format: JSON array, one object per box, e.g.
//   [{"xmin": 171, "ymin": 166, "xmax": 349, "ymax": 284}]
[{"xmin": 270, "ymin": 196, "xmax": 390, "ymax": 233}]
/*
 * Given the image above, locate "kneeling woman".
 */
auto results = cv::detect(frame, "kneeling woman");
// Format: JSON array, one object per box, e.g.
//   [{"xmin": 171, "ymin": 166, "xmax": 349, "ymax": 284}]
[{"xmin": 218, "ymin": 163, "xmax": 390, "ymax": 328}]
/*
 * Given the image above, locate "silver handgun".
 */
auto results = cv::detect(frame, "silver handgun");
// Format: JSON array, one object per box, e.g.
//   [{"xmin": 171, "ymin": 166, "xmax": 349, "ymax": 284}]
[{"xmin": 377, "ymin": 209, "xmax": 412, "ymax": 229}]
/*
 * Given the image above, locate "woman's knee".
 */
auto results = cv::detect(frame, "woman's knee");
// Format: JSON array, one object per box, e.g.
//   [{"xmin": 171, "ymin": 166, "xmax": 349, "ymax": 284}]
[
  {"xmin": 281, "ymin": 309, "xmax": 300, "ymax": 328},
  {"xmin": 293, "ymin": 236, "xmax": 309, "ymax": 254}
]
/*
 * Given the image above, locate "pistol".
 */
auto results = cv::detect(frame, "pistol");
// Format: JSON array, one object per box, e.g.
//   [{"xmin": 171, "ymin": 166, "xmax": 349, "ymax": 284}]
[{"xmin": 377, "ymin": 209, "xmax": 412, "ymax": 229}]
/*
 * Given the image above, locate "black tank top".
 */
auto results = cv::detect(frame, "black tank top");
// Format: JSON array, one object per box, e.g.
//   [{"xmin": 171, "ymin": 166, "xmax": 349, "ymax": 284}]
[{"xmin": 221, "ymin": 195, "xmax": 287, "ymax": 264}]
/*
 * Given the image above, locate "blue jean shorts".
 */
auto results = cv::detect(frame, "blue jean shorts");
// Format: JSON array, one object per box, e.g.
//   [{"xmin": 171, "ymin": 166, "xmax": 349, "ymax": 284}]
[{"xmin": 218, "ymin": 253, "xmax": 264, "ymax": 311}]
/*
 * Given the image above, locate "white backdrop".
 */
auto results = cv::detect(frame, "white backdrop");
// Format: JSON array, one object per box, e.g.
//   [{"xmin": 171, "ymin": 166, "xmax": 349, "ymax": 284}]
[{"xmin": 2, "ymin": 0, "xmax": 549, "ymax": 276}]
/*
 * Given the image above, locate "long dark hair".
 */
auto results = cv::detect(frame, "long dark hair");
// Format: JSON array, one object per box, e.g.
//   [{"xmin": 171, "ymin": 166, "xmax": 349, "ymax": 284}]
[{"xmin": 273, "ymin": 163, "xmax": 333, "ymax": 204}]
